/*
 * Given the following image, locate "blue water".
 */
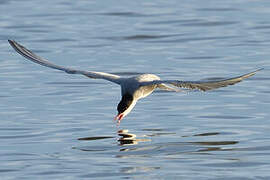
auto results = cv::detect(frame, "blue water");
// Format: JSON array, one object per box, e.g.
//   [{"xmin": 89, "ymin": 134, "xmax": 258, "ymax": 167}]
[{"xmin": 1, "ymin": 0, "xmax": 270, "ymax": 179}]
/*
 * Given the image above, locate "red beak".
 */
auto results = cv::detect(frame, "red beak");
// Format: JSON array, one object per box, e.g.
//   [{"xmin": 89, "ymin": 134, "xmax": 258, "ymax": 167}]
[{"xmin": 114, "ymin": 113, "xmax": 124, "ymax": 122}]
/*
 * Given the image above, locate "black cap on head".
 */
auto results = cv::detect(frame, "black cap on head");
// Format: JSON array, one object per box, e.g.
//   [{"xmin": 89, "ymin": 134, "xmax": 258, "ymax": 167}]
[{"xmin": 117, "ymin": 94, "xmax": 133, "ymax": 114}]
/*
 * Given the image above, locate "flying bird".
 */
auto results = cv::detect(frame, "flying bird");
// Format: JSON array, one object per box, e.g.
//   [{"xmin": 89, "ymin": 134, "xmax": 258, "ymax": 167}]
[{"xmin": 8, "ymin": 40, "xmax": 262, "ymax": 123}]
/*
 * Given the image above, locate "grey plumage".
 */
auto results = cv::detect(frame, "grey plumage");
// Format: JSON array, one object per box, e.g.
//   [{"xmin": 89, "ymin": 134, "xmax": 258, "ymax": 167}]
[{"xmin": 8, "ymin": 40, "xmax": 262, "ymax": 122}]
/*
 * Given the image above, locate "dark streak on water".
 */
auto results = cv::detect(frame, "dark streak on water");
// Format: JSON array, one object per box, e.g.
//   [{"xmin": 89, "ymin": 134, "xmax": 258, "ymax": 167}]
[
  {"xmin": 97, "ymin": 34, "xmax": 182, "ymax": 41},
  {"xmin": 198, "ymin": 115, "xmax": 253, "ymax": 119},
  {"xmin": 197, "ymin": 8, "xmax": 240, "ymax": 12},
  {"xmin": 78, "ymin": 136, "xmax": 114, "ymax": 141},
  {"xmin": 97, "ymin": 12, "xmax": 148, "ymax": 17}
]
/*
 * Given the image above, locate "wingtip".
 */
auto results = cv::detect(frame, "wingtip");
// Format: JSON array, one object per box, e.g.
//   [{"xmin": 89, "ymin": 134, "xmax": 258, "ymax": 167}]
[
  {"xmin": 251, "ymin": 68, "xmax": 264, "ymax": 75},
  {"xmin": 241, "ymin": 68, "xmax": 263, "ymax": 79},
  {"xmin": 256, "ymin": 68, "xmax": 264, "ymax": 72},
  {"xmin": 8, "ymin": 39, "xmax": 16, "ymax": 47}
]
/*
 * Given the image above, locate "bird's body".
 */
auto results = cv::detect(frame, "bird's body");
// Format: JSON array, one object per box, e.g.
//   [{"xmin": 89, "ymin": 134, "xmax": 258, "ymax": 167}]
[
  {"xmin": 121, "ymin": 74, "xmax": 160, "ymax": 99},
  {"xmin": 8, "ymin": 40, "xmax": 262, "ymax": 123}
]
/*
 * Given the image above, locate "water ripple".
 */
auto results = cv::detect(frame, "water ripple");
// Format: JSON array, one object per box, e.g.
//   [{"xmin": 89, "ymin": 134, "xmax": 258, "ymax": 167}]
[
  {"xmin": 198, "ymin": 115, "xmax": 253, "ymax": 119},
  {"xmin": 97, "ymin": 12, "xmax": 156, "ymax": 17},
  {"xmin": 148, "ymin": 19, "xmax": 238, "ymax": 27},
  {"xmin": 197, "ymin": 8, "xmax": 240, "ymax": 12},
  {"xmin": 146, "ymin": 35, "xmax": 240, "ymax": 43},
  {"xmin": 98, "ymin": 33, "xmax": 182, "ymax": 41},
  {"xmin": 1, "ymin": 0, "xmax": 269, "ymax": 179}
]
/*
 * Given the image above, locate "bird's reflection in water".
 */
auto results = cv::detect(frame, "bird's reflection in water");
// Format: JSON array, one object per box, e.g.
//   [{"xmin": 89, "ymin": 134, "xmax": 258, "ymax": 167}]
[
  {"xmin": 76, "ymin": 129, "xmax": 239, "ymax": 154},
  {"xmin": 117, "ymin": 129, "xmax": 151, "ymax": 146},
  {"xmin": 76, "ymin": 129, "xmax": 151, "ymax": 146}
]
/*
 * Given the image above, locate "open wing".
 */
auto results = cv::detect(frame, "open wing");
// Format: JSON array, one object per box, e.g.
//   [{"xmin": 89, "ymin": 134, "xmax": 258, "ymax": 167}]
[
  {"xmin": 8, "ymin": 40, "xmax": 122, "ymax": 84},
  {"xmin": 141, "ymin": 69, "xmax": 262, "ymax": 91}
]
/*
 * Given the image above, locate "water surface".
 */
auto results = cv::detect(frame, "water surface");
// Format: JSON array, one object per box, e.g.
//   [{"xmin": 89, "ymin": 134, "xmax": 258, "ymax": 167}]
[{"xmin": 0, "ymin": 0, "xmax": 270, "ymax": 179}]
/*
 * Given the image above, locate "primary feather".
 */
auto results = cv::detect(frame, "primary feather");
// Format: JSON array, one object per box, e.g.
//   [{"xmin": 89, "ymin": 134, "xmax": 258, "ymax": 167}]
[
  {"xmin": 140, "ymin": 68, "xmax": 263, "ymax": 91},
  {"xmin": 8, "ymin": 40, "xmax": 121, "ymax": 84}
]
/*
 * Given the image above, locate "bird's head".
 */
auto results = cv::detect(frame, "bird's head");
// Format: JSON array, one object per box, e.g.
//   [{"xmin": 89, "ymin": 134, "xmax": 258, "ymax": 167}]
[{"xmin": 115, "ymin": 94, "xmax": 136, "ymax": 122}]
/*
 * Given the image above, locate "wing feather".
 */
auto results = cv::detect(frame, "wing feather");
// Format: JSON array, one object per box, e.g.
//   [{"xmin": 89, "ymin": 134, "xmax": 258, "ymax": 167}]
[
  {"xmin": 141, "ymin": 69, "xmax": 262, "ymax": 91},
  {"xmin": 8, "ymin": 40, "xmax": 121, "ymax": 84}
]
